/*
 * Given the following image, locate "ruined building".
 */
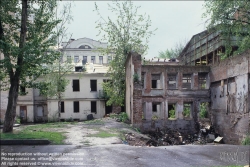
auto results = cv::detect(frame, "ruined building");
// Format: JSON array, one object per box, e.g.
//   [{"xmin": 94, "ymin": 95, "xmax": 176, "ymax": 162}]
[{"xmin": 125, "ymin": 30, "xmax": 249, "ymax": 144}]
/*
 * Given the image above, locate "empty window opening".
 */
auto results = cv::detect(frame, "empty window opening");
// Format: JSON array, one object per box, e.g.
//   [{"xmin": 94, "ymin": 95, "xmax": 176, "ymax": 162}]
[
  {"xmin": 74, "ymin": 56, "xmax": 79, "ymax": 63},
  {"xmin": 75, "ymin": 66, "xmax": 83, "ymax": 72},
  {"xmin": 199, "ymin": 73, "xmax": 207, "ymax": 89},
  {"xmin": 183, "ymin": 103, "xmax": 191, "ymax": 118},
  {"xmin": 82, "ymin": 56, "xmax": 87, "ymax": 65},
  {"xmin": 182, "ymin": 74, "xmax": 191, "ymax": 89},
  {"xmin": 168, "ymin": 104, "xmax": 175, "ymax": 119},
  {"xmin": 99, "ymin": 56, "xmax": 103, "ymax": 64},
  {"xmin": 73, "ymin": 101, "xmax": 79, "ymax": 113},
  {"xmin": 72, "ymin": 80, "xmax": 80, "ymax": 91},
  {"xmin": 91, "ymin": 101, "xmax": 97, "ymax": 113},
  {"xmin": 168, "ymin": 74, "xmax": 177, "ymax": 89},
  {"xmin": 152, "ymin": 103, "xmax": 160, "ymax": 112},
  {"xmin": 61, "ymin": 101, "xmax": 64, "ymax": 113},
  {"xmin": 151, "ymin": 74, "xmax": 161, "ymax": 89},
  {"xmin": 90, "ymin": 80, "xmax": 97, "ymax": 91},
  {"xmin": 91, "ymin": 56, "xmax": 95, "ymax": 64},
  {"xmin": 141, "ymin": 72, "xmax": 145, "ymax": 88}
]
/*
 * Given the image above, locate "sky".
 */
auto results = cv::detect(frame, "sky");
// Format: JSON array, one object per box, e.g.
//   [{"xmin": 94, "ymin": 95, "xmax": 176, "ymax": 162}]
[{"xmin": 61, "ymin": 1, "xmax": 208, "ymax": 59}]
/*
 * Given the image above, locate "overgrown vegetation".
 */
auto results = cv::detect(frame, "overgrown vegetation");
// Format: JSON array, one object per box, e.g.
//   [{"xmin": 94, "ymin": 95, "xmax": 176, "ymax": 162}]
[
  {"xmin": 110, "ymin": 112, "xmax": 129, "ymax": 123},
  {"xmin": 169, "ymin": 105, "xmax": 176, "ymax": 119},
  {"xmin": 199, "ymin": 102, "xmax": 208, "ymax": 118},
  {"xmin": 183, "ymin": 104, "xmax": 191, "ymax": 117},
  {"xmin": 241, "ymin": 134, "xmax": 250, "ymax": 145}
]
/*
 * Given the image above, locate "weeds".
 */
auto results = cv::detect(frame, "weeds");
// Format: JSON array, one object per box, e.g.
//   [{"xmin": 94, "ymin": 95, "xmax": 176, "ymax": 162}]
[
  {"xmin": 199, "ymin": 102, "xmax": 208, "ymax": 118},
  {"xmin": 110, "ymin": 112, "xmax": 129, "ymax": 123},
  {"xmin": 241, "ymin": 134, "xmax": 250, "ymax": 145}
]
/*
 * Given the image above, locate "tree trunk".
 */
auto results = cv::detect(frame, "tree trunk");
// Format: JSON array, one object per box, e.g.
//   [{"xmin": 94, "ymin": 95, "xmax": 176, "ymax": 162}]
[{"xmin": 3, "ymin": 0, "xmax": 28, "ymax": 133}]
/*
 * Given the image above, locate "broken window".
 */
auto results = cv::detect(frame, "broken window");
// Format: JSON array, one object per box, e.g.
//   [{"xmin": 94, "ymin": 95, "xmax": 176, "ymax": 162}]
[
  {"xmin": 168, "ymin": 104, "xmax": 176, "ymax": 119},
  {"xmin": 168, "ymin": 74, "xmax": 177, "ymax": 89},
  {"xmin": 91, "ymin": 101, "xmax": 97, "ymax": 113},
  {"xmin": 183, "ymin": 103, "xmax": 191, "ymax": 118},
  {"xmin": 90, "ymin": 80, "xmax": 97, "ymax": 91},
  {"xmin": 72, "ymin": 79, "xmax": 80, "ymax": 91},
  {"xmin": 73, "ymin": 101, "xmax": 79, "ymax": 113},
  {"xmin": 75, "ymin": 67, "xmax": 83, "ymax": 72},
  {"xmin": 152, "ymin": 103, "xmax": 160, "ymax": 112},
  {"xmin": 199, "ymin": 73, "xmax": 207, "ymax": 89},
  {"xmin": 61, "ymin": 101, "xmax": 64, "ymax": 113},
  {"xmin": 91, "ymin": 56, "xmax": 95, "ymax": 64},
  {"xmin": 82, "ymin": 56, "xmax": 87, "ymax": 65},
  {"xmin": 99, "ymin": 56, "xmax": 103, "ymax": 64},
  {"xmin": 151, "ymin": 74, "xmax": 161, "ymax": 89},
  {"xmin": 182, "ymin": 74, "xmax": 191, "ymax": 89},
  {"xmin": 74, "ymin": 56, "xmax": 79, "ymax": 63}
]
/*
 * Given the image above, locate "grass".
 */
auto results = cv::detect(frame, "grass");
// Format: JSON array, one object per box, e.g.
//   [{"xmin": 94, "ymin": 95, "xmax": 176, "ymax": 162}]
[
  {"xmin": 87, "ymin": 129, "xmax": 118, "ymax": 138},
  {"xmin": 82, "ymin": 119, "xmax": 104, "ymax": 125},
  {"xmin": 0, "ymin": 122, "xmax": 73, "ymax": 144}
]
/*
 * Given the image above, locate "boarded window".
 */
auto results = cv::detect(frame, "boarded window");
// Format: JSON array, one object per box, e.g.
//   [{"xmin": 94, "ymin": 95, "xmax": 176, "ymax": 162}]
[
  {"xmin": 91, "ymin": 56, "xmax": 95, "ymax": 64},
  {"xmin": 61, "ymin": 102, "xmax": 64, "ymax": 113},
  {"xmin": 199, "ymin": 73, "xmax": 207, "ymax": 89},
  {"xmin": 91, "ymin": 101, "xmax": 97, "ymax": 113},
  {"xmin": 73, "ymin": 101, "xmax": 79, "ymax": 113},
  {"xmin": 168, "ymin": 74, "xmax": 177, "ymax": 89},
  {"xmin": 90, "ymin": 80, "xmax": 97, "ymax": 91},
  {"xmin": 73, "ymin": 80, "xmax": 80, "ymax": 91},
  {"xmin": 182, "ymin": 74, "xmax": 191, "ymax": 89},
  {"xmin": 99, "ymin": 56, "xmax": 103, "ymax": 64}
]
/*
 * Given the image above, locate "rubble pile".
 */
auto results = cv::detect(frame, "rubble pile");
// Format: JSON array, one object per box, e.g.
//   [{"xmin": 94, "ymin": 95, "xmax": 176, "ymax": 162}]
[{"xmin": 124, "ymin": 121, "xmax": 222, "ymax": 147}]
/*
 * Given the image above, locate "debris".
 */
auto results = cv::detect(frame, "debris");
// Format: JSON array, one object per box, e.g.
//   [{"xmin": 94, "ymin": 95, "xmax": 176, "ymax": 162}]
[{"xmin": 214, "ymin": 136, "xmax": 223, "ymax": 143}]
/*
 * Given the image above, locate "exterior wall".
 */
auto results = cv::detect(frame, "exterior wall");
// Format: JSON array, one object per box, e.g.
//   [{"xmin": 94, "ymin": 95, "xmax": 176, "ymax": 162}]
[
  {"xmin": 209, "ymin": 50, "xmax": 250, "ymax": 144},
  {"xmin": 125, "ymin": 52, "xmax": 210, "ymax": 134}
]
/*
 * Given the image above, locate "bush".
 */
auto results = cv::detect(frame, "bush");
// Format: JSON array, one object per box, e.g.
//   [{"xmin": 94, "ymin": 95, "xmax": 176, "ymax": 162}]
[
  {"xmin": 15, "ymin": 116, "xmax": 21, "ymax": 124},
  {"xmin": 199, "ymin": 102, "xmax": 208, "ymax": 118},
  {"xmin": 183, "ymin": 106, "xmax": 190, "ymax": 117},
  {"xmin": 241, "ymin": 134, "xmax": 250, "ymax": 145},
  {"xmin": 169, "ymin": 105, "xmax": 175, "ymax": 118},
  {"xmin": 110, "ymin": 112, "xmax": 128, "ymax": 123}
]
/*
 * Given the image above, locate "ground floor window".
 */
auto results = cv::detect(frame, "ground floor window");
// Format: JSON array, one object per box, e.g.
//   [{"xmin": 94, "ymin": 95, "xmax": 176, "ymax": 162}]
[{"xmin": 91, "ymin": 101, "xmax": 97, "ymax": 113}]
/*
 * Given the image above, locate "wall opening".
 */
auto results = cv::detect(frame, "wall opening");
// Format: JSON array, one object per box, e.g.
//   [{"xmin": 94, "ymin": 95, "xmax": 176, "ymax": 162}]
[
  {"xmin": 151, "ymin": 74, "xmax": 161, "ymax": 89},
  {"xmin": 91, "ymin": 101, "xmax": 97, "ymax": 113},
  {"xmin": 72, "ymin": 80, "xmax": 80, "ymax": 91},
  {"xmin": 73, "ymin": 101, "xmax": 79, "ymax": 113},
  {"xmin": 82, "ymin": 56, "xmax": 87, "ymax": 64},
  {"xmin": 168, "ymin": 104, "xmax": 175, "ymax": 119},
  {"xmin": 99, "ymin": 56, "xmax": 103, "ymax": 64},
  {"xmin": 182, "ymin": 74, "xmax": 191, "ymax": 89},
  {"xmin": 90, "ymin": 80, "xmax": 97, "ymax": 91},
  {"xmin": 168, "ymin": 74, "xmax": 177, "ymax": 89},
  {"xmin": 91, "ymin": 56, "xmax": 95, "ymax": 63},
  {"xmin": 183, "ymin": 103, "xmax": 192, "ymax": 118},
  {"xmin": 20, "ymin": 85, "xmax": 26, "ymax": 95},
  {"xmin": 75, "ymin": 66, "xmax": 82, "ymax": 72},
  {"xmin": 74, "ymin": 56, "xmax": 79, "ymax": 63},
  {"xmin": 199, "ymin": 73, "xmax": 207, "ymax": 89},
  {"xmin": 37, "ymin": 106, "xmax": 44, "ymax": 117},
  {"xmin": 61, "ymin": 101, "xmax": 64, "ymax": 113}
]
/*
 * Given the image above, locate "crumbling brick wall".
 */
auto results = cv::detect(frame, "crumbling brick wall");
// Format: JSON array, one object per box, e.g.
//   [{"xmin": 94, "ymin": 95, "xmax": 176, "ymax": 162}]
[{"xmin": 210, "ymin": 50, "xmax": 250, "ymax": 144}]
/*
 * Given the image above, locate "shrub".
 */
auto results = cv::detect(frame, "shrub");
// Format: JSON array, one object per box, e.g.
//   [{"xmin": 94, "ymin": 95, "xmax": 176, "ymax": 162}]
[
  {"xmin": 183, "ymin": 105, "xmax": 190, "ymax": 117},
  {"xmin": 199, "ymin": 102, "xmax": 208, "ymax": 118},
  {"xmin": 15, "ymin": 116, "xmax": 21, "ymax": 124},
  {"xmin": 241, "ymin": 134, "xmax": 250, "ymax": 145},
  {"xmin": 169, "ymin": 105, "xmax": 175, "ymax": 118}
]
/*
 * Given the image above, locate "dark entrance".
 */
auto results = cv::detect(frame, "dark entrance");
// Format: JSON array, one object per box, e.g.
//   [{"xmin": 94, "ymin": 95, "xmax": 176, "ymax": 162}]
[{"xmin": 105, "ymin": 102, "xmax": 112, "ymax": 114}]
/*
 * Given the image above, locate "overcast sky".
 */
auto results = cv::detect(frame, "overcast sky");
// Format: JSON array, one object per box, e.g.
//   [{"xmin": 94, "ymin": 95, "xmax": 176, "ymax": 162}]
[{"xmin": 62, "ymin": 1, "xmax": 207, "ymax": 59}]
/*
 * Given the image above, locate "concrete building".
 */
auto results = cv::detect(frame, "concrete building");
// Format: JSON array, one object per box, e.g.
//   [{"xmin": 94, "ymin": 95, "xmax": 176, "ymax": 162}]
[{"xmin": 14, "ymin": 38, "xmax": 112, "ymax": 123}]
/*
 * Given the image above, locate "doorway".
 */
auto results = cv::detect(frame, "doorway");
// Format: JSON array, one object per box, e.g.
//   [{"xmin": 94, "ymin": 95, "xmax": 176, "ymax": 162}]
[
  {"xmin": 105, "ymin": 102, "xmax": 112, "ymax": 115},
  {"xmin": 20, "ymin": 106, "xmax": 27, "ymax": 123}
]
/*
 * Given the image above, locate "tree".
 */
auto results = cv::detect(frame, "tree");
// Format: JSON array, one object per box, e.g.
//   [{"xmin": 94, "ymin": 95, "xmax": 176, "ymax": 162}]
[
  {"xmin": 39, "ymin": 2, "xmax": 73, "ymax": 122},
  {"xmin": 95, "ymin": 0, "xmax": 156, "ymax": 106},
  {"xmin": 0, "ymin": 0, "xmax": 63, "ymax": 132},
  {"xmin": 158, "ymin": 39, "xmax": 187, "ymax": 59},
  {"xmin": 203, "ymin": 0, "xmax": 250, "ymax": 57}
]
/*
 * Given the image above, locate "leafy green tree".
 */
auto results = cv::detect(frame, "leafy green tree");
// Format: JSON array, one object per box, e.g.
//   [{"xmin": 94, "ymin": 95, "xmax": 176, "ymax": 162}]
[
  {"xmin": 203, "ymin": 0, "xmax": 250, "ymax": 57},
  {"xmin": 95, "ymin": 0, "xmax": 156, "ymax": 106},
  {"xmin": 158, "ymin": 40, "xmax": 187, "ymax": 59},
  {"xmin": 0, "ymin": 0, "xmax": 64, "ymax": 132}
]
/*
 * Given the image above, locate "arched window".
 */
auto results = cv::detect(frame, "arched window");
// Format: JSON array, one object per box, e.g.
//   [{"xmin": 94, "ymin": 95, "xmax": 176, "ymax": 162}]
[{"xmin": 79, "ymin": 45, "xmax": 92, "ymax": 49}]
